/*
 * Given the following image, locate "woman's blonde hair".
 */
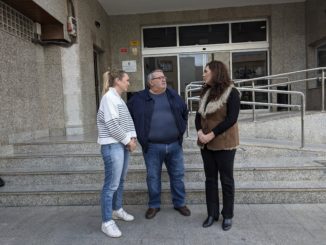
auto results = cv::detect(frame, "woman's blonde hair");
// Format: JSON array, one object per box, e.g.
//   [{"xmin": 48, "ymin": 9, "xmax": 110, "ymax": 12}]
[{"xmin": 102, "ymin": 68, "xmax": 126, "ymax": 95}]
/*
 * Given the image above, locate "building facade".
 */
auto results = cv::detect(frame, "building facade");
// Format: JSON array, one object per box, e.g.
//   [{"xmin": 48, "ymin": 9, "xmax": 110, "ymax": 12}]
[{"xmin": 0, "ymin": 0, "xmax": 325, "ymax": 148}]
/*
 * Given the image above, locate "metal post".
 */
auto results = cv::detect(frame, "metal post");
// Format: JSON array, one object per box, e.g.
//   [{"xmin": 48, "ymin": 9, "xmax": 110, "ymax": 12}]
[
  {"xmin": 300, "ymin": 94, "xmax": 305, "ymax": 148},
  {"xmin": 322, "ymin": 69, "xmax": 325, "ymax": 112},
  {"xmin": 185, "ymin": 85, "xmax": 189, "ymax": 137},
  {"xmin": 288, "ymin": 82, "xmax": 291, "ymax": 112},
  {"xmin": 190, "ymin": 90, "xmax": 193, "ymax": 113},
  {"xmin": 268, "ymin": 78, "xmax": 271, "ymax": 111},
  {"xmin": 252, "ymin": 81, "xmax": 256, "ymax": 122}
]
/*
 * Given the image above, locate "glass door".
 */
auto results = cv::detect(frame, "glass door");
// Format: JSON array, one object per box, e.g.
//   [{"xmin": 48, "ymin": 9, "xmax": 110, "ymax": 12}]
[
  {"xmin": 211, "ymin": 52, "xmax": 231, "ymax": 71},
  {"xmin": 179, "ymin": 53, "xmax": 206, "ymax": 99},
  {"xmin": 179, "ymin": 52, "xmax": 231, "ymax": 99},
  {"xmin": 232, "ymin": 51, "xmax": 268, "ymax": 109}
]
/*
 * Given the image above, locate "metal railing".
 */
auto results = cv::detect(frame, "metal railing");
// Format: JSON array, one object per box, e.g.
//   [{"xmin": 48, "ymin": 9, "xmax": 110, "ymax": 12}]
[
  {"xmin": 185, "ymin": 82, "xmax": 202, "ymax": 113},
  {"xmin": 237, "ymin": 87, "xmax": 305, "ymax": 148},
  {"xmin": 235, "ymin": 67, "xmax": 326, "ymax": 115},
  {"xmin": 236, "ymin": 76, "xmax": 290, "ymax": 111},
  {"xmin": 184, "ymin": 67, "xmax": 326, "ymax": 148}
]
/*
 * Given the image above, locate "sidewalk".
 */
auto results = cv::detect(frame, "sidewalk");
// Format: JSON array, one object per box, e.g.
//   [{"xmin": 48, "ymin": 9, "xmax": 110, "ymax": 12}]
[{"xmin": 1, "ymin": 204, "xmax": 325, "ymax": 245}]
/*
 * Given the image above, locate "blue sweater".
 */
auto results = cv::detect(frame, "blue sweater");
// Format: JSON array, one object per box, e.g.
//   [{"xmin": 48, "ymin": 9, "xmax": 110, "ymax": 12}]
[
  {"xmin": 148, "ymin": 92, "xmax": 179, "ymax": 143},
  {"xmin": 127, "ymin": 87, "xmax": 188, "ymax": 152}
]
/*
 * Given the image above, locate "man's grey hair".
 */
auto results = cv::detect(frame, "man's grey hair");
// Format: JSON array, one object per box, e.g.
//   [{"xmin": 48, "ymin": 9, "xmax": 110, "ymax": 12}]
[{"xmin": 146, "ymin": 69, "xmax": 164, "ymax": 86}]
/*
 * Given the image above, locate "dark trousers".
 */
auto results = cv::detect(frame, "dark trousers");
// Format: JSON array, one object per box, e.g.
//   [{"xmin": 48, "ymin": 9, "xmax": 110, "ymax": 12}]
[{"xmin": 200, "ymin": 148, "xmax": 236, "ymax": 219}]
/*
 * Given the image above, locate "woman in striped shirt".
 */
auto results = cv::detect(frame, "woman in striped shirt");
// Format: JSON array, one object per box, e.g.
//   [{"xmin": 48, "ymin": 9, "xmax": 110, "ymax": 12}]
[{"xmin": 97, "ymin": 69, "xmax": 137, "ymax": 238}]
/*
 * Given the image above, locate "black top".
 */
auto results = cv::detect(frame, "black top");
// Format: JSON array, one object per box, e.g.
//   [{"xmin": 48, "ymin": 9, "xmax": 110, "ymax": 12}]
[{"xmin": 195, "ymin": 88, "xmax": 240, "ymax": 136}]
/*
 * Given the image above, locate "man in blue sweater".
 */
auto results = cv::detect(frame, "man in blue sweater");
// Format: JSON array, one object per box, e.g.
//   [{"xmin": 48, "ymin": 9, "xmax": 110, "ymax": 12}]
[{"xmin": 127, "ymin": 69, "xmax": 190, "ymax": 219}]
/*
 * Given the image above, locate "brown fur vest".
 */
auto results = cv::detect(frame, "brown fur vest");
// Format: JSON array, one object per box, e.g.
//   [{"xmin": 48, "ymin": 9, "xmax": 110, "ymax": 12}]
[{"xmin": 197, "ymin": 85, "xmax": 239, "ymax": 150}]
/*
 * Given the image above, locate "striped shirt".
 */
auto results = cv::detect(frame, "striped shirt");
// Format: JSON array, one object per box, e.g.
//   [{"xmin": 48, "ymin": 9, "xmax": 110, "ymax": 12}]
[{"xmin": 97, "ymin": 88, "xmax": 136, "ymax": 145}]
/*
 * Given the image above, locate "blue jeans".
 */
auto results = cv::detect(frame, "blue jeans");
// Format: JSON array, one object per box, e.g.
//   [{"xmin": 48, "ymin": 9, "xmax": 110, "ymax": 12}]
[
  {"xmin": 100, "ymin": 143, "xmax": 129, "ymax": 222},
  {"xmin": 143, "ymin": 141, "xmax": 186, "ymax": 208}
]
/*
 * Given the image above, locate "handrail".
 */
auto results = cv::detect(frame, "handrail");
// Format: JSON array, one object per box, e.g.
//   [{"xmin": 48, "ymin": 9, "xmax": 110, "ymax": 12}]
[
  {"xmin": 238, "ymin": 87, "xmax": 305, "ymax": 148},
  {"xmin": 184, "ymin": 67, "xmax": 325, "ymax": 148},
  {"xmin": 235, "ymin": 67, "xmax": 326, "ymax": 112},
  {"xmin": 234, "ymin": 67, "xmax": 326, "ymax": 84},
  {"xmin": 185, "ymin": 82, "xmax": 202, "ymax": 113},
  {"xmin": 255, "ymin": 77, "xmax": 316, "ymax": 89},
  {"xmin": 185, "ymin": 67, "xmax": 326, "ymax": 110}
]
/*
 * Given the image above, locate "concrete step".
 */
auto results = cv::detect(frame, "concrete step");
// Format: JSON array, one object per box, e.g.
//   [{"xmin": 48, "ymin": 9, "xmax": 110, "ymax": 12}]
[
  {"xmin": 1, "ymin": 163, "xmax": 325, "ymax": 186},
  {"xmin": 1, "ymin": 143, "xmax": 325, "ymax": 170},
  {"xmin": 11, "ymin": 141, "xmax": 99, "ymax": 155},
  {"xmin": 11, "ymin": 139, "xmax": 199, "ymax": 154},
  {"xmin": 1, "ymin": 135, "xmax": 325, "ymax": 207},
  {"xmin": 1, "ymin": 181, "xmax": 326, "ymax": 206},
  {"xmin": 10, "ymin": 134, "xmax": 326, "ymax": 155},
  {"xmin": 0, "ymin": 150, "xmax": 200, "ymax": 169}
]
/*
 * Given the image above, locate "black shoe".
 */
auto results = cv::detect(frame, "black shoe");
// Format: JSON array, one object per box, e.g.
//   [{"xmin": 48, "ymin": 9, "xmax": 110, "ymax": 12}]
[
  {"xmin": 145, "ymin": 208, "xmax": 160, "ymax": 219},
  {"xmin": 222, "ymin": 218, "xmax": 232, "ymax": 231},
  {"xmin": 174, "ymin": 206, "xmax": 191, "ymax": 216},
  {"xmin": 0, "ymin": 177, "xmax": 4, "ymax": 187},
  {"xmin": 202, "ymin": 212, "xmax": 219, "ymax": 228},
  {"xmin": 202, "ymin": 216, "xmax": 215, "ymax": 228}
]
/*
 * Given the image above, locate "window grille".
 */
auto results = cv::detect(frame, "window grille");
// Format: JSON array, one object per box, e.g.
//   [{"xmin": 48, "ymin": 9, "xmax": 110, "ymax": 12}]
[{"xmin": 0, "ymin": 1, "xmax": 34, "ymax": 41}]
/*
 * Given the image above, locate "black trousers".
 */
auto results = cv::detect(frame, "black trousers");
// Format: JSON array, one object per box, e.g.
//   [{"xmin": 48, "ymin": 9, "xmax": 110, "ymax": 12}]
[{"xmin": 200, "ymin": 148, "xmax": 236, "ymax": 219}]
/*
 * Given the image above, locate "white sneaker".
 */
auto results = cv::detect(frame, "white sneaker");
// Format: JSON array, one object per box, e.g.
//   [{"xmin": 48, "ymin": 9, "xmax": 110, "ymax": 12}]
[
  {"xmin": 112, "ymin": 208, "xmax": 134, "ymax": 221},
  {"xmin": 101, "ymin": 220, "xmax": 122, "ymax": 238}
]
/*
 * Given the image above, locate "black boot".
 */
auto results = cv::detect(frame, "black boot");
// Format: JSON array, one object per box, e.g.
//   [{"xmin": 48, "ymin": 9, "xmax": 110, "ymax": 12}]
[
  {"xmin": 203, "ymin": 216, "xmax": 215, "ymax": 228},
  {"xmin": 202, "ymin": 203, "xmax": 219, "ymax": 228},
  {"xmin": 203, "ymin": 179, "xmax": 219, "ymax": 228}
]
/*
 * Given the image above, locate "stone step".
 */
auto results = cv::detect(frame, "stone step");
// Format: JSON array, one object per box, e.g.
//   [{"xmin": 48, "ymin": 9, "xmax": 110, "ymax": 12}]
[
  {"xmin": 9, "ymin": 137, "xmax": 326, "ymax": 156},
  {"xmin": 0, "ymin": 151, "xmax": 200, "ymax": 169},
  {"xmin": 1, "ymin": 146, "xmax": 325, "ymax": 170},
  {"xmin": 1, "ymin": 181, "xmax": 326, "ymax": 206},
  {"xmin": 1, "ymin": 164, "xmax": 325, "ymax": 186},
  {"xmin": 10, "ymin": 140, "xmax": 201, "ymax": 154},
  {"xmin": 11, "ymin": 141, "xmax": 99, "ymax": 155},
  {"xmin": 1, "ymin": 135, "xmax": 325, "ymax": 207}
]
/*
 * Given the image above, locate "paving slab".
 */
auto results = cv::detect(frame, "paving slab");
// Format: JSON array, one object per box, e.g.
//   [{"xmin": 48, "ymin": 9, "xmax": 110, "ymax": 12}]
[{"xmin": 1, "ymin": 204, "xmax": 326, "ymax": 245}]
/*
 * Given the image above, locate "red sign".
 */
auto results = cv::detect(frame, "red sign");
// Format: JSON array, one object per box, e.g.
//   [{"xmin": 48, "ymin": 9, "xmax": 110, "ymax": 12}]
[{"xmin": 120, "ymin": 48, "xmax": 128, "ymax": 53}]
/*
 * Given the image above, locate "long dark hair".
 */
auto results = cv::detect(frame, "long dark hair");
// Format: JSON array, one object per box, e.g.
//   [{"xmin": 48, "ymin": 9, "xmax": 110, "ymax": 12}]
[{"xmin": 201, "ymin": 60, "xmax": 233, "ymax": 101}]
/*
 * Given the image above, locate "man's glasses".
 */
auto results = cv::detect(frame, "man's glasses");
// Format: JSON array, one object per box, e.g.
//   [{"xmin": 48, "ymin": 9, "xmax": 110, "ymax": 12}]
[{"xmin": 152, "ymin": 76, "xmax": 167, "ymax": 80}]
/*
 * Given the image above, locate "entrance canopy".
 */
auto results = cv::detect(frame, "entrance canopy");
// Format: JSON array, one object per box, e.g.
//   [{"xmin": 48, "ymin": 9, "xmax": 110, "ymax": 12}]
[{"xmin": 98, "ymin": 0, "xmax": 304, "ymax": 15}]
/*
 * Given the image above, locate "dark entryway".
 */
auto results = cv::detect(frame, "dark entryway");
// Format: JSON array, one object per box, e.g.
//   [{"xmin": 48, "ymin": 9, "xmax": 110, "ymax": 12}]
[{"xmin": 93, "ymin": 49, "xmax": 100, "ymax": 110}]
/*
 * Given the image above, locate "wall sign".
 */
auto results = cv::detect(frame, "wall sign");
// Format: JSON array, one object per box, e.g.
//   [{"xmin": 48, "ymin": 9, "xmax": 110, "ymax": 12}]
[
  {"xmin": 130, "ymin": 40, "xmax": 140, "ymax": 46},
  {"xmin": 122, "ymin": 60, "xmax": 137, "ymax": 72},
  {"xmin": 120, "ymin": 48, "xmax": 128, "ymax": 53}
]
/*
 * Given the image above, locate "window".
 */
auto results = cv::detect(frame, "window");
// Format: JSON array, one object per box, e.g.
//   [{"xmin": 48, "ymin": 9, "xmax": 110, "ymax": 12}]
[
  {"xmin": 143, "ymin": 20, "xmax": 267, "ymax": 48},
  {"xmin": 232, "ymin": 21, "xmax": 267, "ymax": 43},
  {"xmin": 318, "ymin": 44, "xmax": 326, "ymax": 67},
  {"xmin": 143, "ymin": 27, "xmax": 177, "ymax": 48},
  {"xmin": 232, "ymin": 51, "xmax": 268, "ymax": 109},
  {"xmin": 316, "ymin": 44, "xmax": 326, "ymax": 88},
  {"xmin": 179, "ymin": 24, "xmax": 229, "ymax": 46},
  {"xmin": 0, "ymin": 1, "xmax": 34, "ymax": 41}
]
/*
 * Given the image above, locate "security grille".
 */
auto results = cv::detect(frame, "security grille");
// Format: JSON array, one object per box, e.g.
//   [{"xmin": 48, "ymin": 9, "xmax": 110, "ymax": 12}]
[{"xmin": 0, "ymin": 1, "xmax": 34, "ymax": 41}]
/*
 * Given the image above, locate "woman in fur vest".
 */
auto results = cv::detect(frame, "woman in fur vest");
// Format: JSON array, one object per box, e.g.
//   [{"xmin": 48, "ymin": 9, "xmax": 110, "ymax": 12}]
[{"xmin": 195, "ymin": 60, "xmax": 240, "ymax": 231}]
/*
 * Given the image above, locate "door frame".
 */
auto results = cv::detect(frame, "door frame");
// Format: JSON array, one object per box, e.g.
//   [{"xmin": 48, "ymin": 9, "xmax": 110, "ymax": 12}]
[{"xmin": 143, "ymin": 48, "xmax": 270, "ymax": 97}]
